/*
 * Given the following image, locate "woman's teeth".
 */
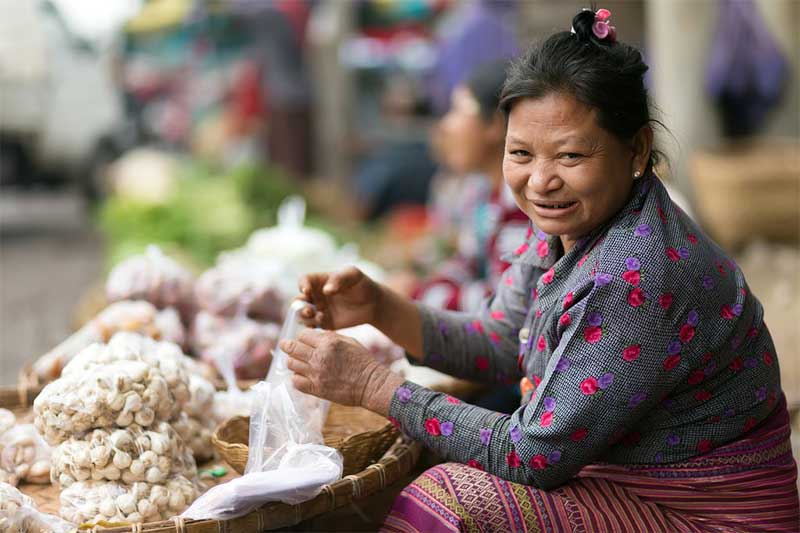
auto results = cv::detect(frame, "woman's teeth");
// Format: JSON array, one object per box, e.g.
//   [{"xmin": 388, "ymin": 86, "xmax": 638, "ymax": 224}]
[{"xmin": 536, "ymin": 202, "xmax": 576, "ymax": 209}]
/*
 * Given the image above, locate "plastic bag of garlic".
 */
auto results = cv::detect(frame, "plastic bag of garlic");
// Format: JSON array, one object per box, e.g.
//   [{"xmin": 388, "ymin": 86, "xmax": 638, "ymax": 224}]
[
  {"xmin": 51, "ymin": 422, "xmax": 197, "ymax": 488},
  {"xmin": 105, "ymin": 245, "xmax": 196, "ymax": 323},
  {"xmin": 0, "ymin": 482, "xmax": 73, "ymax": 533},
  {"xmin": 33, "ymin": 359, "xmax": 180, "ymax": 446},
  {"xmin": 0, "ymin": 424, "xmax": 51, "ymax": 486},
  {"xmin": 60, "ymin": 476, "xmax": 199, "ymax": 524},
  {"xmin": 32, "ymin": 300, "xmax": 185, "ymax": 382}
]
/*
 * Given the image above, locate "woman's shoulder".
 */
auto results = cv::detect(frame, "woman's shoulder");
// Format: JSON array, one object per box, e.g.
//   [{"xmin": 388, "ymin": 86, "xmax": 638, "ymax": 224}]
[{"xmin": 594, "ymin": 178, "xmax": 743, "ymax": 324}]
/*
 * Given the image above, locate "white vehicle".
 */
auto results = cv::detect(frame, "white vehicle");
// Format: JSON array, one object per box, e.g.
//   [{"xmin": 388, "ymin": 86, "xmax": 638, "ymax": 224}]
[{"xmin": 0, "ymin": 0, "xmax": 137, "ymax": 196}]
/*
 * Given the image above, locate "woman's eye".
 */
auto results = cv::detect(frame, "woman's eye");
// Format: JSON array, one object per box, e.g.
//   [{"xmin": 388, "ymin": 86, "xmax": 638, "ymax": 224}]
[
  {"xmin": 510, "ymin": 149, "xmax": 531, "ymax": 157},
  {"xmin": 561, "ymin": 152, "xmax": 583, "ymax": 160}
]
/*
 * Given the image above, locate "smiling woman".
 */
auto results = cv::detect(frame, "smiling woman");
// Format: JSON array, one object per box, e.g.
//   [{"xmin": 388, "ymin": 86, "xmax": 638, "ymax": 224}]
[{"xmin": 284, "ymin": 7, "xmax": 799, "ymax": 532}]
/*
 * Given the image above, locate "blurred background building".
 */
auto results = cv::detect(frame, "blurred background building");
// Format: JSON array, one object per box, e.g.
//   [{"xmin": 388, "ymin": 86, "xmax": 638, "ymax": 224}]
[{"xmin": 1, "ymin": 0, "xmax": 798, "ymax": 466}]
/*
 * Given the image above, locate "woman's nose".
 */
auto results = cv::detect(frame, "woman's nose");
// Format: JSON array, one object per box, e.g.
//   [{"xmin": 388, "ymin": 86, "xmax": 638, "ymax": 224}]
[{"xmin": 527, "ymin": 160, "xmax": 561, "ymax": 193}]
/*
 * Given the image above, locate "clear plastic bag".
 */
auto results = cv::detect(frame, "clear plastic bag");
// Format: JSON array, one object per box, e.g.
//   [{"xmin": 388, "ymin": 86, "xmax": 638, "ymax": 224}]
[
  {"xmin": 51, "ymin": 422, "xmax": 197, "ymax": 488},
  {"xmin": 191, "ymin": 310, "xmax": 280, "ymax": 380},
  {"xmin": 182, "ymin": 301, "xmax": 343, "ymax": 519},
  {"xmin": 0, "ymin": 408, "xmax": 16, "ymax": 436},
  {"xmin": 0, "ymin": 424, "xmax": 51, "ymax": 485},
  {"xmin": 59, "ymin": 476, "xmax": 200, "ymax": 524},
  {"xmin": 194, "ymin": 257, "xmax": 285, "ymax": 322},
  {"xmin": 337, "ymin": 324, "xmax": 405, "ymax": 367},
  {"xmin": 34, "ymin": 359, "xmax": 180, "ymax": 445},
  {"xmin": 62, "ymin": 332, "xmax": 192, "ymax": 409},
  {"xmin": 105, "ymin": 245, "xmax": 195, "ymax": 321},
  {"xmin": 0, "ymin": 482, "xmax": 74, "ymax": 533},
  {"xmin": 32, "ymin": 300, "xmax": 186, "ymax": 382}
]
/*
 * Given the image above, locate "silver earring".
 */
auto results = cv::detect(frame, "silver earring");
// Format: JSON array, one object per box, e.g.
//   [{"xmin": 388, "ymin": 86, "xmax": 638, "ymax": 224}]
[{"xmin": 633, "ymin": 170, "xmax": 642, "ymax": 179}]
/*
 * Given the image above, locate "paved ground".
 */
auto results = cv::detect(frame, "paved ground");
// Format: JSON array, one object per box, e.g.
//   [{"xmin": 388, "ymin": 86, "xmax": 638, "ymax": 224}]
[{"xmin": 0, "ymin": 188, "xmax": 103, "ymax": 386}]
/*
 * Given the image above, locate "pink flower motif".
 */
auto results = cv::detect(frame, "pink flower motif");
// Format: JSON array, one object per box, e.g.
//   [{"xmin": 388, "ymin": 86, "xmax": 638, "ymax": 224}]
[
  {"xmin": 490, "ymin": 310, "xmax": 505, "ymax": 320},
  {"xmin": 583, "ymin": 326, "xmax": 603, "ymax": 344},
  {"xmin": 622, "ymin": 344, "xmax": 641, "ymax": 362},
  {"xmin": 720, "ymin": 305, "xmax": 735, "ymax": 320},
  {"xmin": 489, "ymin": 331, "xmax": 501, "ymax": 346},
  {"xmin": 570, "ymin": 427, "xmax": 589, "ymax": 442},
  {"xmin": 535, "ymin": 309, "xmax": 543, "ymax": 318},
  {"xmin": 729, "ymin": 357, "xmax": 744, "ymax": 372},
  {"xmin": 658, "ymin": 292, "xmax": 674, "ymax": 310},
  {"xmin": 592, "ymin": 20, "xmax": 610, "ymax": 39},
  {"xmin": 532, "ymin": 374, "xmax": 542, "ymax": 387},
  {"xmin": 514, "ymin": 242, "xmax": 530, "ymax": 256},
  {"xmin": 388, "ymin": 416, "xmax": 401, "ymax": 430},
  {"xmin": 687, "ymin": 370, "xmax": 705, "ymax": 385},
  {"xmin": 679, "ymin": 324, "xmax": 696, "ymax": 343},
  {"xmin": 467, "ymin": 459, "xmax": 484, "ymax": 471},
  {"xmin": 506, "ymin": 450, "xmax": 521, "ymax": 468},
  {"xmin": 578, "ymin": 254, "xmax": 588, "ymax": 267},
  {"xmin": 475, "ymin": 356, "xmax": 489, "ymax": 372},
  {"xmin": 536, "ymin": 335, "xmax": 547, "ymax": 352},
  {"xmin": 446, "ymin": 396, "xmax": 461, "ymax": 404},
  {"xmin": 657, "ymin": 206, "xmax": 667, "ymax": 224},
  {"xmin": 541, "ymin": 267, "xmax": 555, "ymax": 284},
  {"xmin": 666, "ymin": 247, "xmax": 681, "ymax": 261},
  {"xmin": 563, "ymin": 292, "xmax": 574, "ymax": 309},
  {"xmin": 540, "ymin": 411, "xmax": 553, "ymax": 427},
  {"xmin": 595, "ymin": 8, "xmax": 611, "ymax": 21},
  {"xmin": 628, "ymin": 288, "xmax": 646, "ymax": 307},
  {"xmin": 424, "ymin": 418, "xmax": 441, "ymax": 436},
  {"xmin": 763, "ymin": 351, "xmax": 774, "ymax": 366},
  {"xmin": 743, "ymin": 417, "xmax": 758, "ymax": 433},
  {"xmin": 580, "ymin": 377, "xmax": 599, "ymax": 395},
  {"xmin": 621, "ymin": 270, "xmax": 640, "ymax": 286},
  {"xmin": 696, "ymin": 439, "xmax": 713, "ymax": 454},
  {"xmin": 559, "ymin": 313, "xmax": 572, "ymax": 327},
  {"xmin": 529, "ymin": 454, "xmax": 548, "ymax": 470},
  {"xmin": 536, "ymin": 240, "xmax": 549, "ymax": 257},
  {"xmin": 694, "ymin": 390, "xmax": 712, "ymax": 402},
  {"xmin": 471, "ymin": 320, "xmax": 484, "ymax": 334},
  {"xmin": 687, "ymin": 233, "xmax": 698, "ymax": 245},
  {"xmin": 505, "ymin": 276, "xmax": 513, "ymax": 286},
  {"xmin": 663, "ymin": 354, "xmax": 681, "ymax": 371}
]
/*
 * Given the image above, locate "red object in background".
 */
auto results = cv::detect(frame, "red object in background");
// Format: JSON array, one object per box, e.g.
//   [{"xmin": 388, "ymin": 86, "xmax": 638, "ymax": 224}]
[
  {"xmin": 386, "ymin": 204, "xmax": 432, "ymax": 242},
  {"xmin": 231, "ymin": 61, "xmax": 266, "ymax": 121}
]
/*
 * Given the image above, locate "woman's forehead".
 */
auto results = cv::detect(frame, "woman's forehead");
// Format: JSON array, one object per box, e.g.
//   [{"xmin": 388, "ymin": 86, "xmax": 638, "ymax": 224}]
[{"xmin": 506, "ymin": 94, "xmax": 599, "ymax": 142}]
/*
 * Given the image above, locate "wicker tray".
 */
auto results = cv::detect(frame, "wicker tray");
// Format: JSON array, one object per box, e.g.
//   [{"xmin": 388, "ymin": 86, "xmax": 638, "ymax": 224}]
[
  {"xmin": 213, "ymin": 404, "xmax": 398, "ymax": 477},
  {"xmin": 3, "ymin": 386, "xmax": 422, "ymax": 532}
]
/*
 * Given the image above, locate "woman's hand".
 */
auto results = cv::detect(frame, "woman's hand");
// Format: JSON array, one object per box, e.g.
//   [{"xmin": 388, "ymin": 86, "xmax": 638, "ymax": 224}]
[
  {"xmin": 280, "ymin": 330, "xmax": 405, "ymax": 415},
  {"xmin": 296, "ymin": 267, "xmax": 383, "ymax": 330}
]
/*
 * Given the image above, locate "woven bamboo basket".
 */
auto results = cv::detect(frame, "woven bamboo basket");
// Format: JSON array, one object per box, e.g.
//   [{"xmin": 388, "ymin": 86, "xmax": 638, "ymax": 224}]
[
  {"xmin": 2, "ymin": 385, "xmax": 422, "ymax": 532},
  {"xmin": 213, "ymin": 404, "xmax": 399, "ymax": 477}
]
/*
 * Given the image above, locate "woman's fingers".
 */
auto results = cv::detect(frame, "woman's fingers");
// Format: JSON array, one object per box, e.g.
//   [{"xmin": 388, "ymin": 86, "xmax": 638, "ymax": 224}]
[
  {"xmin": 286, "ymin": 356, "xmax": 312, "ymax": 376},
  {"xmin": 291, "ymin": 374, "xmax": 315, "ymax": 396},
  {"xmin": 280, "ymin": 338, "xmax": 315, "ymax": 362},
  {"xmin": 297, "ymin": 328, "xmax": 328, "ymax": 348},
  {"xmin": 323, "ymin": 266, "xmax": 363, "ymax": 295}
]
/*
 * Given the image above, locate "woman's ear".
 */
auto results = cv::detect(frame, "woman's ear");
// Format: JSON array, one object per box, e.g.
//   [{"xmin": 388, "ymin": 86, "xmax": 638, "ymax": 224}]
[{"xmin": 632, "ymin": 125, "xmax": 654, "ymax": 174}]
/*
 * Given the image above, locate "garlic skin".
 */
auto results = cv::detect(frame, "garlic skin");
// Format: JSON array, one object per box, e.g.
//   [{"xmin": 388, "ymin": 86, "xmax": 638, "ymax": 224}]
[
  {"xmin": 0, "ymin": 424, "xmax": 52, "ymax": 486},
  {"xmin": 0, "ymin": 481, "xmax": 73, "ymax": 532},
  {"xmin": 32, "ymin": 300, "xmax": 186, "ymax": 382},
  {"xmin": 60, "ymin": 477, "xmax": 199, "ymax": 523},
  {"xmin": 51, "ymin": 422, "xmax": 196, "ymax": 488}
]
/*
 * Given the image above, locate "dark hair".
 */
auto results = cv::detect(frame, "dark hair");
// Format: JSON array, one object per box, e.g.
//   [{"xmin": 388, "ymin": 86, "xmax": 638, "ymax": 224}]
[
  {"xmin": 500, "ymin": 8, "xmax": 665, "ymax": 172},
  {"xmin": 464, "ymin": 60, "xmax": 509, "ymax": 122}
]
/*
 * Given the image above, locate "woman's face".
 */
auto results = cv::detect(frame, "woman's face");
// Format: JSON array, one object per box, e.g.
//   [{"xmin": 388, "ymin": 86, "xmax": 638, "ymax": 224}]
[
  {"xmin": 438, "ymin": 85, "xmax": 503, "ymax": 174},
  {"xmin": 503, "ymin": 93, "xmax": 650, "ymax": 251}
]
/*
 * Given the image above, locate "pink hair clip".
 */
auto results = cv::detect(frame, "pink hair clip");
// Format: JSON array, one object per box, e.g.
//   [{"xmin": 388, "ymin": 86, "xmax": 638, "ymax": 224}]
[{"xmin": 592, "ymin": 8, "xmax": 617, "ymax": 42}]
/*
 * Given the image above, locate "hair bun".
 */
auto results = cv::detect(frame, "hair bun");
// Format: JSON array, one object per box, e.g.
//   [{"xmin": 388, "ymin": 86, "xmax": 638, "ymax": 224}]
[{"xmin": 571, "ymin": 8, "xmax": 597, "ymax": 43}]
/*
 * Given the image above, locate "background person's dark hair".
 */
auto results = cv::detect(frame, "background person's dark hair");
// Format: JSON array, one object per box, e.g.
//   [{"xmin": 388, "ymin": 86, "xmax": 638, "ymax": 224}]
[
  {"xmin": 465, "ymin": 60, "xmax": 509, "ymax": 122},
  {"xmin": 500, "ymin": 8, "xmax": 666, "ymax": 173}
]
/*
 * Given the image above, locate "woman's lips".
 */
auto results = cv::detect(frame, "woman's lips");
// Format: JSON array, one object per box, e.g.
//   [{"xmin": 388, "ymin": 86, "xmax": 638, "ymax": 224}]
[{"xmin": 531, "ymin": 200, "xmax": 578, "ymax": 218}]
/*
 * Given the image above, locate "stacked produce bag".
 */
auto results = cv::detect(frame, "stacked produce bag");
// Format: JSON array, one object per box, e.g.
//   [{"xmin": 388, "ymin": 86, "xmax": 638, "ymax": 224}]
[{"xmin": 34, "ymin": 333, "xmax": 217, "ymax": 523}]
